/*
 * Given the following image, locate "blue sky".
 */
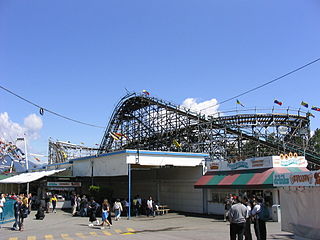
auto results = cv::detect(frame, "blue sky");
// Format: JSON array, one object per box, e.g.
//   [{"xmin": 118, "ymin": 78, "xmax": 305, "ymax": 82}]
[{"xmin": 1, "ymin": 0, "xmax": 320, "ymax": 162}]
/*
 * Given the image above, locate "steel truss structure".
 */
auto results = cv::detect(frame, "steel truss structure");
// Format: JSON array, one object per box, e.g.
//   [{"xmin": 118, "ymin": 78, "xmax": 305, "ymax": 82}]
[
  {"xmin": 99, "ymin": 93, "xmax": 320, "ymax": 167},
  {"xmin": 48, "ymin": 140, "xmax": 98, "ymax": 164}
]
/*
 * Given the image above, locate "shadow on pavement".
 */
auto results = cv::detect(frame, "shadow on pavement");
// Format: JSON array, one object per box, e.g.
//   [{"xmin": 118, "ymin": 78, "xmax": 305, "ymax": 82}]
[
  {"xmin": 0, "ymin": 226, "xmax": 15, "ymax": 231},
  {"xmin": 175, "ymin": 211, "xmax": 223, "ymax": 221},
  {"xmin": 131, "ymin": 226, "xmax": 183, "ymax": 234},
  {"xmin": 269, "ymin": 233, "xmax": 295, "ymax": 239}
]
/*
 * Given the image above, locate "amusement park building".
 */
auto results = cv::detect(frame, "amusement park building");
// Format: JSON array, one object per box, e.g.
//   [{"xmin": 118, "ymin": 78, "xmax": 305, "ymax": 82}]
[{"xmin": 45, "ymin": 149, "xmax": 309, "ymax": 219}]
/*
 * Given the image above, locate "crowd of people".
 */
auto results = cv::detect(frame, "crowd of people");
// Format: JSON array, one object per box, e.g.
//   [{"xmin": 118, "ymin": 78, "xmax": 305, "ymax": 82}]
[
  {"xmin": 1, "ymin": 190, "xmax": 269, "ymax": 238},
  {"xmin": 0, "ymin": 192, "xmax": 32, "ymax": 231},
  {"xmin": 68, "ymin": 193, "xmax": 160, "ymax": 229},
  {"xmin": 225, "ymin": 194, "xmax": 269, "ymax": 240}
]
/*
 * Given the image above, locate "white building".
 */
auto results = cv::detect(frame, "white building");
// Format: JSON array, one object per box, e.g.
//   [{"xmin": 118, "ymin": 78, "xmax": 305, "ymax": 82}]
[
  {"xmin": 273, "ymin": 170, "xmax": 320, "ymax": 240},
  {"xmin": 71, "ymin": 149, "xmax": 208, "ymax": 213}
]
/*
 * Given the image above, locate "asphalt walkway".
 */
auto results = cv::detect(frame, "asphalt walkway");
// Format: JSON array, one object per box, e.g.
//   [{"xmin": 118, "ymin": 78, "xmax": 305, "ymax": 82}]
[{"xmin": 0, "ymin": 210, "xmax": 294, "ymax": 240}]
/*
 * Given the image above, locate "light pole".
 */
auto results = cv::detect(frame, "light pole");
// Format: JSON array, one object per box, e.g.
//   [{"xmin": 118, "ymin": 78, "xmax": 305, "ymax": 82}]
[{"xmin": 17, "ymin": 136, "xmax": 29, "ymax": 194}]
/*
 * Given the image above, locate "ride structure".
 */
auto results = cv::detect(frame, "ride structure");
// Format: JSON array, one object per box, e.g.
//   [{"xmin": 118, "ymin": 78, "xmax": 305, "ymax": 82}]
[
  {"xmin": 48, "ymin": 139, "xmax": 98, "ymax": 164},
  {"xmin": 98, "ymin": 93, "xmax": 320, "ymax": 168}
]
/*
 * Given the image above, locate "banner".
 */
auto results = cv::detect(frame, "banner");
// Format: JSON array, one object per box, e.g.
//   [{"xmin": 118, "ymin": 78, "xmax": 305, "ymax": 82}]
[
  {"xmin": 47, "ymin": 182, "xmax": 81, "ymax": 187},
  {"xmin": 273, "ymin": 170, "xmax": 320, "ymax": 187}
]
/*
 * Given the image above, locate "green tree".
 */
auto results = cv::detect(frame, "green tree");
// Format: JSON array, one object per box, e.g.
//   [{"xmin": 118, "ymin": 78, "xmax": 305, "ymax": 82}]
[{"xmin": 310, "ymin": 128, "xmax": 320, "ymax": 154}]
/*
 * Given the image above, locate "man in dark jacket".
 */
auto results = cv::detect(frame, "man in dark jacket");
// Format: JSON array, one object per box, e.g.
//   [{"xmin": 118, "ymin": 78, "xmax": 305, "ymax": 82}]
[
  {"xmin": 12, "ymin": 197, "xmax": 22, "ymax": 230},
  {"xmin": 88, "ymin": 197, "xmax": 99, "ymax": 226}
]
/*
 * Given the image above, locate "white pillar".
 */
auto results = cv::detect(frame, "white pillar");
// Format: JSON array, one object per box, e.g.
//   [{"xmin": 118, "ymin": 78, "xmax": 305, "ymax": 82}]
[{"xmin": 273, "ymin": 188, "xmax": 280, "ymax": 205}]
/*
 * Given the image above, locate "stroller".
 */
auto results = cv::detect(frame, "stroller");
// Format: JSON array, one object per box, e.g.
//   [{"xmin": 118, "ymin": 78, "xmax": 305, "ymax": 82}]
[{"xmin": 34, "ymin": 199, "xmax": 45, "ymax": 220}]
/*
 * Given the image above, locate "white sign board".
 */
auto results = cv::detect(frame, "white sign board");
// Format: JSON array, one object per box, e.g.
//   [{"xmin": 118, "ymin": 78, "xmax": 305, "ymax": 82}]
[
  {"xmin": 206, "ymin": 155, "xmax": 307, "ymax": 172},
  {"xmin": 272, "ymin": 155, "xmax": 307, "ymax": 168},
  {"xmin": 274, "ymin": 170, "xmax": 320, "ymax": 187}
]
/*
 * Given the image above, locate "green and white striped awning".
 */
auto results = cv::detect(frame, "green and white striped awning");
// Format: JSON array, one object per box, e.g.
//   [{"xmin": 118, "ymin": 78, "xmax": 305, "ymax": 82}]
[{"xmin": 194, "ymin": 167, "xmax": 308, "ymax": 189}]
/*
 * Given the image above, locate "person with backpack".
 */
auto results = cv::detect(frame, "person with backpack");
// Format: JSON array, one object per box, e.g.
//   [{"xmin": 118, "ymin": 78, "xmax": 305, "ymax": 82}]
[
  {"xmin": 251, "ymin": 197, "xmax": 269, "ymax": 240},
  {"xmin": 19, "ymin": 196, "xmax": 29, "ymax": 231},
  {"xmin": 88, "ymin": 197, "xmax": 100, "ymax": 227},
  {"xmin": 113, "ymin": 199, "xmax": 123, "ymax": 221}
]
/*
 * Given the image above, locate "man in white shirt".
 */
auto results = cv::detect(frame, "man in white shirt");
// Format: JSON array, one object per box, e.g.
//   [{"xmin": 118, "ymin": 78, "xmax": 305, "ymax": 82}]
[
  {"xmin": 146, "ymin": 196, "xmax": 155, "ymax": 217},
  {"xmin": 251, "ymin": 197, "xmax": 267, "ymax": 240},
  {"xmin": 0, "ymin": 193, "xmax": 5, "ymax": 214},
  {"xmin": 243, "ymin": 197, "xmax": 253, "ymax": 240}
]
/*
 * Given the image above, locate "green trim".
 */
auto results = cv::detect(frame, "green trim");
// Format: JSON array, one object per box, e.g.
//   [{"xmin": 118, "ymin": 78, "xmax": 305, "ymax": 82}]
[
  {"xmin": 288, "ymin": 167, "xmax": 303, "ymax": 172},
  {"xmin": 232, "ymin": 172, "xmax": 255, "ymax": 185},
  {"xmin": 263, "ymin": 173, "xmax": 274, "ymax": 185},
  {"xmin": 207, "ymin": 175, "xmax": 225, "ymax": 185},
  {"xmin": 0, "ymin": 174, "xmax": 12, "ymax": 180}
]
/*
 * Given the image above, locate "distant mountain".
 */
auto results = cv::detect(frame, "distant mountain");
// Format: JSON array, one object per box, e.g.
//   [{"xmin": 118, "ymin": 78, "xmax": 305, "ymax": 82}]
[{"xmin": 0, "ymin": 155, "xmax": 42, "ymax": 173}]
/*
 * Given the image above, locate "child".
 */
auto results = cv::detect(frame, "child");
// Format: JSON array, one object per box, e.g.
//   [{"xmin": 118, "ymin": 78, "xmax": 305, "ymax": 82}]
[{"xmin": 100, "ymin": 199, "xmax": 111, "ymax": 229}]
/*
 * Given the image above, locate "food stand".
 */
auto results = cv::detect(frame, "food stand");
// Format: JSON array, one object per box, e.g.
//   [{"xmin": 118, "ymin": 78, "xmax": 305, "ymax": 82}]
[
  {"xmin": 273, "ymin": 170, "xmax": 320, "ymax": 240},
  {"xmin": 195, "ymin": 155, "xmax": 309, "ymax": 219}
]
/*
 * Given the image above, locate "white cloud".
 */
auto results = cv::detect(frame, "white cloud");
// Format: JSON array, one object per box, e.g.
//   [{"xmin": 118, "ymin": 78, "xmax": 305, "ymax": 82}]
[
  {"xmin": 0, "ymin": 112, "xmax": 25, "ymax": 143},
  {"xmin": 310, "ymin": 130, "xmax": 315, "ymax": 138},
  {"xmin": 0, "ymin": 112, "xmax": 43, "ymax": 145},
  {"xmin": 181, "ymin": 98, "xmax": 220, "ymax": 116},
  {"xmin": 24, "ymin": 113, "xmax": 43, "ymax": 140}
]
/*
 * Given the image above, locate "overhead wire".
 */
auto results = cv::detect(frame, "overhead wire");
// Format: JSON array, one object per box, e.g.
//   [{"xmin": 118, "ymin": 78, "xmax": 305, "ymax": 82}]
[
  {"xmin": 0, "ymin": 85, "xmax": 106, "ymax": 129},
  {"xmin": 1, "ymin": 57, "xmax": 319, "ymax": 128},
  {"xmin": 200, "ymin": 57, "xmax": 320, "ymax": 111}
]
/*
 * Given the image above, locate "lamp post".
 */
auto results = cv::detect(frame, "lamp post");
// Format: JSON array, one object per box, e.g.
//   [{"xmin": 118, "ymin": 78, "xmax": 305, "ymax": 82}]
[{"xmin": 17, "ymin": 136, "xmax": 29, "ymax": 194}]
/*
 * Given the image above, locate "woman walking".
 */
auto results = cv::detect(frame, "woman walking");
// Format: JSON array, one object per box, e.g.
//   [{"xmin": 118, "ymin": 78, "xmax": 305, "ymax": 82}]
[
  {"xmin": 51, "ymin": 195, "xmax": 57, "ymax": 213},
  {"xmin": 19, "ymin": 196, "xmax": 29, "ymax": 231},
  {"xmin": 100, "ymin": 199, "xmax": 111, "ymax": 229},
  {"xmin": 113, "ymin": 199, "xmax": 123, "ymax": 221}
]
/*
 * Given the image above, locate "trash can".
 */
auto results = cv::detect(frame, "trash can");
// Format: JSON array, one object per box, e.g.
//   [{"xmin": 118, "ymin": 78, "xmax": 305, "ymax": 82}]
[{"xmin": 272, "ymin": 204, "xmax": 281, "ymax": 222}]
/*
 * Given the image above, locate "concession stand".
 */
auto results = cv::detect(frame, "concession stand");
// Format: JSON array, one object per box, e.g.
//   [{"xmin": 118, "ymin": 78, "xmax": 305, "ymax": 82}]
[
  {"xmin": 273, "ymin": 170, "xmax": 320, "ymax": 240},
  {"xmin": 194, "ymin": 155, "xmax": 309, "ymax": 219}
]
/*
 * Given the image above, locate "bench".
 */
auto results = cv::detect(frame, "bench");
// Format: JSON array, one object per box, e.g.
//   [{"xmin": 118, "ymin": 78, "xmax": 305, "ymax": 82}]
[{"xmin": 155, "ymin": 208, "xmax": 170, "ymax": 215}]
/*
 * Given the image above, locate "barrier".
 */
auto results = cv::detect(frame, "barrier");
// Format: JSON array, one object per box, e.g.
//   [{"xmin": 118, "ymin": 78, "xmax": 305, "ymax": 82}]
[{"xmin": 0, "ymin": 199, "xmax": 16, "ymax": 225}]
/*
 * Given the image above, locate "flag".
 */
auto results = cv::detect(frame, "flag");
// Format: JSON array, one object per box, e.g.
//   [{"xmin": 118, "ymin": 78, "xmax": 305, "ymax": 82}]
[
  {"xmin": 307, "ymin": 112, "xmax": 315, "ymax": 118},
  {"xmin": 110, "ymin": 132, "xmax": 120, "ymax": 140},
  {"xmin": 301, "ymin": 101, "xmax": 309, "ymax": 108},
  {"xmin": 113, "ymin": 132, "xmax": 129, "ymax": 140},
  {"xmin": 274, "ymin": 100, "xmax": 283, "ymax": 106},
  {"xmin": 236, "ymin": 99, "xmax": 244, "ymax": 107},
  {"xmin": 114, "ymin": 133, "xmax": 123, "ymax": 138},
  {"xmin": 311, "ymin": 106, "xmax": 320, "ymax": 112},
  {"xmin": 142, "ymin": 90, "xmax": 150, "ymax": 96},
  {"xmin": 173, "ymin": 139, "xmax": 181, "ymax": 148}
]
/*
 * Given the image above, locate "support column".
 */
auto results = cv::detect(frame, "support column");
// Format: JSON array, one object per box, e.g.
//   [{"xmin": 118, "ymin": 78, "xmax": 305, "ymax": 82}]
[
  {"xmin": 128, "ymin": 163, "xmax": 131, "ymax": 219},
  {"xmin": 273, "ymin": 188, "xmax": 280, "ymax": 205}
]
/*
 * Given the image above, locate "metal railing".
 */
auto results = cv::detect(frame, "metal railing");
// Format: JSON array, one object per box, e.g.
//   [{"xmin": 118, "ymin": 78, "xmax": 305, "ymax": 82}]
[{"xmin": 0, "ymin": 199, "xmax": 16, "ymax": 225}]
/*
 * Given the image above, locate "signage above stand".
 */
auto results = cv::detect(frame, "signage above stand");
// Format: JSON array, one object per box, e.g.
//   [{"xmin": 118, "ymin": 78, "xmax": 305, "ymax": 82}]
[
  {"xmin": 274, "ymin": 170, "xmax": 320, "ymax": 187},
  {"xmin": 47, "ymin": 182, "xmax": 81, "ymax": 187},
  {"xmin": 207, "ymin": 154, "xmax": 307, "ymax": 172}
]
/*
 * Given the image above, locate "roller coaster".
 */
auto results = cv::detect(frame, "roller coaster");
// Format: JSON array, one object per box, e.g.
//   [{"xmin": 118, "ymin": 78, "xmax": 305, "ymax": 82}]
[{"xmin": 98, "ymin": 93, "xmax": 320, "ymax": 167}]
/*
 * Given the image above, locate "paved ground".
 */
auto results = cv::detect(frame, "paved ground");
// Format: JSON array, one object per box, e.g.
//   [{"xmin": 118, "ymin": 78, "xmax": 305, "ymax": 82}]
[{"xmin": 1, "ymin": 210, "xmax": 294, "ymax": 240}]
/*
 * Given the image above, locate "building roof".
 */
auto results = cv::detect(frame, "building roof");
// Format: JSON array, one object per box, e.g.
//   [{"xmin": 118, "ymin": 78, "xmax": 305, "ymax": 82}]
[
  {"xmin": 194, "ymin": 167, "xmax": 309, "ymax": 189},
  {"xmin": 0, "ymin": 169, "xmax": 66, "ymax": 184}
]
